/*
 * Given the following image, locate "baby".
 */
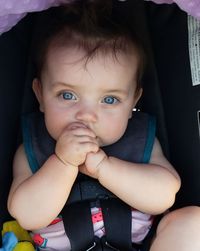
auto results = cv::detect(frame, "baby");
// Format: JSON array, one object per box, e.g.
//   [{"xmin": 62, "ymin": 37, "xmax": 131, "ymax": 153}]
[{"xmin": 7, "ymin": 1, "xmax": 200, "ymax": 251}]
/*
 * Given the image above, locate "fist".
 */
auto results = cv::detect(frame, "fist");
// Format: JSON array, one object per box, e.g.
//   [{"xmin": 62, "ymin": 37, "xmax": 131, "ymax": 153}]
[
  {"xmin": 55, "ymin": 124, "xmax": 99, "ymax": 167},
  {"xmin": 83, "ymin": 149, "xmax": 108, "ymax": 179}
]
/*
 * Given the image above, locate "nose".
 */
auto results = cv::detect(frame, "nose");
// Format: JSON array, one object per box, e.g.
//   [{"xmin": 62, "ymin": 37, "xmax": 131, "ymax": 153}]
[{"xmin": 75, "ymin": 105, "xmax": 98, "ymax": 123}]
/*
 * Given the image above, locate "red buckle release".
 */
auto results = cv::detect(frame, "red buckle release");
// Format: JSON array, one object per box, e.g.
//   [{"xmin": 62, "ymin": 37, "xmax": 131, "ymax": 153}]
[{"xmin": 92, "ymin": 210, "xmax": 103, "ymax": 223}]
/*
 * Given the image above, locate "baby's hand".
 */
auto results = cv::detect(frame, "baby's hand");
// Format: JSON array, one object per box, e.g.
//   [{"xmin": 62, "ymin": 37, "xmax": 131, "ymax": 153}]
[
  {"xmin": 79, "ymin": 149, "xmax": 108, "ymax": 179},
  {"xmin": 55, "ymin": 123, "xmax": 99, "ymax": 167}
]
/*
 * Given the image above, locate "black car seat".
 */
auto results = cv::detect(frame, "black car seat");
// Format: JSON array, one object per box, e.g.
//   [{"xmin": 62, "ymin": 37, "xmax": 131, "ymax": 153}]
[
  {"xmin": 0, "ymin": 14, "xmax": 34, "ymax": 229},
  {"xmin": 0, "ymin": 0, "xmax": 199, "ymax": 249},
  {"xmin": 145, "ymin": 2, "xmax": 200, "ymax": 208}
]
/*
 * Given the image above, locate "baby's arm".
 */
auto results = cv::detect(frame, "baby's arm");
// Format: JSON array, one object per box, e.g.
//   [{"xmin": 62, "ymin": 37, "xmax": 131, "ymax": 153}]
[
  {"xmin": 83, "ymin": 138, "xmax": 181, "ymax": 215},
  {"xmin": 8, "ymin": 127, "xmax": 98, "ymax": 230},
  {"xmin": 7, "ymin": 144, "xmax": 78, "ymax": 230}
]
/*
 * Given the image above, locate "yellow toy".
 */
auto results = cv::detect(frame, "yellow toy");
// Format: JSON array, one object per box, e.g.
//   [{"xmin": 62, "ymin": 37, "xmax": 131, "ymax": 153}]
[{"xmin": 1, "ymin": 220, "xmax": 35, "ymax": 251}]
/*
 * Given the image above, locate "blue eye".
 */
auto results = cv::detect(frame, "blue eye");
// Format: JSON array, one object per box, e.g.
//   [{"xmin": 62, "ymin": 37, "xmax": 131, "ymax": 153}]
[
  {"xmin": 62, "ymin": 92, "xmax": 76, "ymax": 100},
  {"xmin": 102, "ymin": 96, "xmax": 119, "ymax": 104}
]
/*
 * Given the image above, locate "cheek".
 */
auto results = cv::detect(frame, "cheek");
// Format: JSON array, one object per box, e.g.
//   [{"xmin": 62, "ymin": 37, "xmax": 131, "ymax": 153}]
[
  {"xmin": 42, "ymin": 98, "xmax": 77, "ymax": 140},
  {"xmin": 43, "ymin": 109, "xmax": 65, "ymax": 140},
  {"xmin": 100, "ymin": 115, "xmax": 129, "ymax": 145}
]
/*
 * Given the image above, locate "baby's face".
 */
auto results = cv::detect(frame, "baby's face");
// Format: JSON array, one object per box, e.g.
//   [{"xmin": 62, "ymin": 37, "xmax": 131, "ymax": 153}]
[{"xmin": 33, "ymin": 46, "xmax": 142, "ymax": 146}]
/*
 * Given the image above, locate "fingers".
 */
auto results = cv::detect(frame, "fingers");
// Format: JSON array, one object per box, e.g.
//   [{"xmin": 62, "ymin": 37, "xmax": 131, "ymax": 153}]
[
  {"xmin": 75, "ymin": 135, "xmax": 98, "ymax": 145},
  {"xmin": 63, "ymin": 129, "xmax": 99, "ymax": 146},
  {"xmin": 55, "ymin": 126, "xmax": 99, "ymax": 167},
  {"xmin": 83, "ymin": 149, "xmax": 108, "ymax": 179},
  {"xmin": 79, "ymin": 141, "xmax": 99, "ymax": 153},
  {"xmin": 60, "ymin": 127, "xmax": 99, "ymax": 147},
  {"xmin": 85, "ymin": 149, "xmax": 107, "ymax": 170},
  {"xmin": 66, "ymin": 127, "xmax": 97, "ymax": 138},
  {"xmin": 55, "ymin": 141, "xmax": 99, "ymax": 167}
]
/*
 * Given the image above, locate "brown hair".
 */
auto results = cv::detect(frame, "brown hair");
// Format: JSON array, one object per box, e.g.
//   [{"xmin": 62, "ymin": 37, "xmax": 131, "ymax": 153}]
[{"xmin": 33, "ymin": 0, "xmax": 146, "ymax": 93}]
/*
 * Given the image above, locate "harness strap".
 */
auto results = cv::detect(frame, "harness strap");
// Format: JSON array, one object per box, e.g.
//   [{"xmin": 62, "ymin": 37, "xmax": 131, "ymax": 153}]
[
  {"xmin": 62, "ymin": 201, "xmax": 117, "ymax": 251},
  {"xmin": 62, "ymin": 198, "xmax": 138, "ymax": 251},
  {"xmin": 100, "ymin": 199, "xmax": 135, "ymax": 251},
  {"xmin": 62, "ymin": 201, "xmax": 95, "ymax": 251}
]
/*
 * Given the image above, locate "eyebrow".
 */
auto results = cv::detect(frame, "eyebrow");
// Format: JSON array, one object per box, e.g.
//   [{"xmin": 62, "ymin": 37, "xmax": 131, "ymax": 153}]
[
  {"xmin": 102, "ymin": 89, "xmax": 129, "ymax": 96},
  {"xmin": 51, "ymin": 81, "xmax": 129, "ymax": 96},
  {"xmin": 50, "ymin": 82, "xmax": 75, "ymax": 89}
]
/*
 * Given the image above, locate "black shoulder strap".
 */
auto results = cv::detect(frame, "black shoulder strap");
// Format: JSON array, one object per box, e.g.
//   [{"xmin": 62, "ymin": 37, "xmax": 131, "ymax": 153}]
[
  {"xmin": 102, "ymin": 112, "xmax": 156, "ymax": 164},
  {"xmin": 22, "ymin": 112, "xmax": 55, "ymax": 173},
  {"xmin": 62, "ymin": 201, "xmax": 96, "ymax": 251},
  {"xmin": 100, "ymin": 198, "xmax": 133, "ymax": 251}
]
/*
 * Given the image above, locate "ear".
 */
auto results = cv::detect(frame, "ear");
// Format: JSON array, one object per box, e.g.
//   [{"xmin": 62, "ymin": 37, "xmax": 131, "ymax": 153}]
[
  {"xmin": 32, "ymin": 78, "xmax": 44, "ymax": 112},
  {"xmin": 134, "ymin": 88, "xmax": 143, "ymax": 106},
  {"xmin": 129, "ymin": 88, "xmax": 143, "ymax": 118}
]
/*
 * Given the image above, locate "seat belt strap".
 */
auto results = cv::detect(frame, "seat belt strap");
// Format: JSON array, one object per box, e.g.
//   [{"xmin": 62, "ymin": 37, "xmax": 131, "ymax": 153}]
[
  {"xmin": 62, "ymin": 201, "xmax": 96, "ymax": 251},
  {"xmin": 100, "ymin": 199, "xmax": 135, "ymax": 251}
]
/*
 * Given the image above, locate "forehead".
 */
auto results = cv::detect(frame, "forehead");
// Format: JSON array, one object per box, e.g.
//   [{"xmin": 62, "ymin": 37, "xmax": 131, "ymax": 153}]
[{"xmin": 43, "ymin": 46, "xmax": 139, "ymax": 88}]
